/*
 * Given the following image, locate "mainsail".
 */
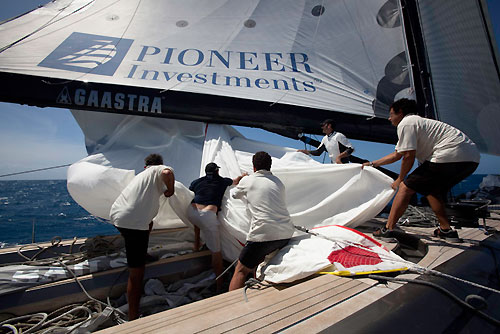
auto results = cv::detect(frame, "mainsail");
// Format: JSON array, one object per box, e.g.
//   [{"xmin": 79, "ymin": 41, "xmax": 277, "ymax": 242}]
[
  {"xmin": 1, "ymin": 0, "xmax": 498, "ymax": 152},
  {"xmin": 0, "ymin": 0, "xmax": 413, "ymax": 144}
]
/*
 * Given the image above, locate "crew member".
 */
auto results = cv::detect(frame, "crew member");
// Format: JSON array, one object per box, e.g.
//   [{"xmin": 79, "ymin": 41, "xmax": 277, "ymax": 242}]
[
  {"xmin": 229, "ymin": 151, "xmax": 295, "ymax": 291},
  {"xmin": 298, "ymin": 119, "xmax": 354, "ymax": 164},
  {"xmin": 362, "ymin": 99, "xmax": 480, "ymax": 242},
  {"xmin": 110, "ymin": 153, "xmax": 175, "ymax": 320},
  {"xmin": 188, "ymin": 162, "xmax": 247, "ymax": 291}
]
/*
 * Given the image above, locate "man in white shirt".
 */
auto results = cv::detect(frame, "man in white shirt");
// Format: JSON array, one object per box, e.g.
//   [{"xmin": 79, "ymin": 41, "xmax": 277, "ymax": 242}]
[
  {"xmin": 298, "ymin": 119, "xmax": 354, "ymax": 164},
  {"xmin": 229, "ymin": 151, "xmax": 295, "ymax": 291},
  {"xmin": 110, "ymin": 153, "xmax": 175, "ymax": 320},
  {"xmin": 362, "ymin": 99, "xmax": 480, "ymax": 242}
]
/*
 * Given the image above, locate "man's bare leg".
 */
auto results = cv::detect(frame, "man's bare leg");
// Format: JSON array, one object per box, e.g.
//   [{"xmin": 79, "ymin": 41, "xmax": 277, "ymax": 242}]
[
  {"xmin": 212, "ymin": 251, "xmax": 224, "ymax": 292},
  {"xmin": 193, "ymin": 226, "xmax": 201, "ymax": 251},
  {"xmin": 229, "ymin": 261, "xmax": 253, "ymax": 291},
  {"xmin": 426, "ymin": 194, "xmax": 451, "ymax": 230},
  {"xmin": 127, "ymin": 266, "xmax": 145, "ymax": 321},
  {"xmin": 386, "ymin": 182, "xmax": 416, "ymax": 229}
]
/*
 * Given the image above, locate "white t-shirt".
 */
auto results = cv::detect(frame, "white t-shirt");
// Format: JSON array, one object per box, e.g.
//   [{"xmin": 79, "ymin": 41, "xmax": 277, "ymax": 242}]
[
  {"xmin": 319, "ymin": 132, "xmax": 354, "ymax": 163},
  {"xmin": 232, "ymin": 170, "xmax": 295, "ymax": 242},
  {"xmin": 396, "ymin": 115, "xmax": 480, "ymax": 164},
  {"xmin": 110, "ymin": 165, "xmax": 174, "ymax": 230}
]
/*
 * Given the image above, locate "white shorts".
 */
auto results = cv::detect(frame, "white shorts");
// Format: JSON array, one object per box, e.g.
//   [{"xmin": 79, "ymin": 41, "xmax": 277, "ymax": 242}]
[{"xmin": 187, "ymin": 206, "xmax": 221, "ymax": 252}]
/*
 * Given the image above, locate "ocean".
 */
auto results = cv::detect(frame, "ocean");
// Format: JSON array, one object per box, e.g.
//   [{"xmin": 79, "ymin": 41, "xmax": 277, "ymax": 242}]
[
  {"xmin": 0, "ymin": 175, "xmax": 490, "ymax": 248},
  {"xmin": 0, "ymin": 180, "xmax": 116, "ymax": 248}
]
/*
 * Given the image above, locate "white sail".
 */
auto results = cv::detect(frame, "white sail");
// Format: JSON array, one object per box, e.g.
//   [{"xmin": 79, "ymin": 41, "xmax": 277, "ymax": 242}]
[
  {"xmin": 414, "ymin": 0, "xmax": 500, "ymax": 155},
  {"xmin": 66, "ymin": 116, "xmax": 396, "ymax": 283},
  {"xmin": 0, "ymin": 0, "xmax": 407, "ymax": 113},
  {"xmin": 1, "ymin": 0, "xmax": 499, "ymax": 152},
  {"xmin": 0, "ymin": 0, "xmax": 412, "ymax": 144}
]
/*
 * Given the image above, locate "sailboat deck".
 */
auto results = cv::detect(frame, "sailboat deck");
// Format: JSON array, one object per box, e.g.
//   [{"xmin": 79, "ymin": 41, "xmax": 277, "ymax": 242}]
[{"xmin": 96, "ymin": 214, "xmax": 500, "ymax": 333}]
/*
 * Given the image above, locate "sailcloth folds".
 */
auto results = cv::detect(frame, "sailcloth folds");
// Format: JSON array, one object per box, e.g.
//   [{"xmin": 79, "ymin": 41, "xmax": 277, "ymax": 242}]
[
  {"xmin": 67, "ymin": 113, "xmax": 397, "ymax": 282},
  {"xmin": 258, "ymin": 225, "xmax": 408, "ymax": 283}
]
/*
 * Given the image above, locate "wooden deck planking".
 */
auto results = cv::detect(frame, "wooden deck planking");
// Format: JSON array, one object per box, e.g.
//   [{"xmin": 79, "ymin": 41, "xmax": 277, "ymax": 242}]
[
  {"xmin": 197, "ymin": 278, "xmax": 365, "ymax": 333},
  {"xmin": 244, "ymin": 280, "xmax": 371, "ymax": 334},
  {"xmin": 105, "ymin": 283, "xmax": 277, "ymax": 333},
  {"xmin": 95, "ymin": 218, "xmax": 500, "ymax": 333},
  {"xmin": 96, "ymin": 274, "xmax": 371, "ymax": 334},
  {"xmin": 288, "ymin": 219, "xmax": 500, "ymax": 332},
  {"xmin": 96, "ymin": 277, "xmax": 287, "ymax": 333},
  {"xmin": 283, "ymin": 285, "xmax": 391, "ymax": 333}
]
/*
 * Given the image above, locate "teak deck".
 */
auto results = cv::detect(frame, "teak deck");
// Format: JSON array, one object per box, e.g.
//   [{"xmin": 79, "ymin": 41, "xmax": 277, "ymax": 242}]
[{"xmin": 96, "ymin": 214, "xmax": 500, "ymax": 333}]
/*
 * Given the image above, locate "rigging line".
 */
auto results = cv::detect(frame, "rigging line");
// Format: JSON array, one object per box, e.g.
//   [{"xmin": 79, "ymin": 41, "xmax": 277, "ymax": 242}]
[
  {"xmin": 0, "ymin": 0, "xmax": 96, "ymax": 54},
  {"xmin": 242, "ymin": 278, "xmax": 275, "ymax": 303},
  {"xmin": 216, "ymin": 258, "xmax": 238, "ymax": 282},
  {"xmin": 0, "ymin": 164, "xmax": 71, "ymax": 178},
  {"xmin": 420, "ymin": 268, "xmax": 500, "ymax": 295},
  {"xmin": 0, "ymin": 5, "xmax": 40, "ymax": 25},
  {"xmin": 57, "ymin": 258, "xmax": 127, "ymax": 318},
  {"xmin": 0, "ymin": 302, "xmax": 105, "ymax": 334},
  {"xmin": 0, "ymin": 0, "xmax": 70, "ymax": 53},
  {"xmin": 368, "ymin": 274, "xmax": 500, "ymax": 327}
]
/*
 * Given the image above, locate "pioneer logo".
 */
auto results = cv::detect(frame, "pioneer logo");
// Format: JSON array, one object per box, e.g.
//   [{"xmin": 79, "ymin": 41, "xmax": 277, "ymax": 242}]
[{"xmin": 39, "ymin": 32, "xmax": 133, "ymax": 76}]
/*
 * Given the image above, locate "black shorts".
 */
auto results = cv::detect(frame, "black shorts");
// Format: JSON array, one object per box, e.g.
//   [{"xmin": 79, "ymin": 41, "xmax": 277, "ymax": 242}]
[
  {"xmin": 116, "ymin": 227, "xmax": 150, "ymax": 268},
  {"xmin": 239, "ymin": 239, "xmax": 290, "ymax": 269},
  {"xmin": 404, "ymin": 161, "xmax": 478, "ymax": 197}
]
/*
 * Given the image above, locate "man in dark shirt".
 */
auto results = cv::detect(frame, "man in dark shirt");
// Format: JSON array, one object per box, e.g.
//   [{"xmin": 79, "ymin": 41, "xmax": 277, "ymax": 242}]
[{"xmin": 188, "ymin": 162, "xmax": 247, "ymax": 290}]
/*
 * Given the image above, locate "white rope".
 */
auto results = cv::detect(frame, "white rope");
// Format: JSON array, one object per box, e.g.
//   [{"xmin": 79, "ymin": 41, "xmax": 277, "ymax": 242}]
[
  {"xmin": 215, "ymin": 258, "xmax": 238, "ymax": 282},
  {"xmin": 415, "ymin": 267, "xmax": 500, "ymax": 295}
]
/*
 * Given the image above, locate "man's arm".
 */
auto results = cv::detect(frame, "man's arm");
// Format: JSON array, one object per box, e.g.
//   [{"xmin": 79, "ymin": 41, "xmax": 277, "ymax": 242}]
[
  {"xmin": 362, "ymin": 150, "xmax": 403, "ymax": 168},
  {"xmin": 298, "ymin": 144, "xmax": 326, "ymax": 156},
  {"xmin": 162, "ymin": 168, "xmax": 175, "ymax": 197},
  {"xmin": 335, "ymin": 142, "xmax": 354, "ymax": 164},
  {"xmin": 392, "ymin": 150, "xmax": 415, "ymax": 189},
  {"xmin": 362, "ymin": 150, "xmax": 416, "ymax": 189},
  {"xmin": 232, "ymin": 172, "xmax": 248, "ymax": 185},
  {"xmin": 232, "ymin": 178, "xmax": 248, "ymax": 199}
]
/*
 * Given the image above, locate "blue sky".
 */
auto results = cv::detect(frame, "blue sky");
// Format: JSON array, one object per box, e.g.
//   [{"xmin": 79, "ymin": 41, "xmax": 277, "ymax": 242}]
[{"xmin": 0, "ymin": 0, "xmax": 499, "ymax": 180}]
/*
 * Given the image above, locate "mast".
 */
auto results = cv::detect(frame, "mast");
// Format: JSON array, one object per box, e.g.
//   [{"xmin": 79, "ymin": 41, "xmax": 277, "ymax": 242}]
[{"xmin": 399, "ymin": 0, "xmax": 436, "ymax": 119}]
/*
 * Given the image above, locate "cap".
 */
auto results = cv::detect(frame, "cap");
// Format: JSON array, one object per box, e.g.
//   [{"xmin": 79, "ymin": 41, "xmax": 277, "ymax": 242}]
[{"xmin": 205, "ymin": 162, "xmax": 220, "ymax": 174}]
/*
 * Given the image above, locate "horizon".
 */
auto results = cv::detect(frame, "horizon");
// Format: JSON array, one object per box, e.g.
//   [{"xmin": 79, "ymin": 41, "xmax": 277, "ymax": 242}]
[{"xmin": 1, "ymin": 172, "xmax": 498, "ymax": 182}]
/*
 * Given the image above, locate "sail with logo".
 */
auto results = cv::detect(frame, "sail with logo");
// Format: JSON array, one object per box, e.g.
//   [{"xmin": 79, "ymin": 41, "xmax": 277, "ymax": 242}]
[
  {"xmin": 1, "ymin": 0, "xmax": 498, "ymax": 149},
  {"xmin": 0, "ymin": 0, "xmax": 499, "ymax": 282},
  {"xmin": 0, "ymin": 0, "xmax": 416, "ymax": 143}
]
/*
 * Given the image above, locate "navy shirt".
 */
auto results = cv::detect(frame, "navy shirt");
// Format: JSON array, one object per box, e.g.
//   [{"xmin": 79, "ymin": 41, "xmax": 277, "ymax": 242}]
[{"xmin": 189, "ymin": 174, "xmax": 233, "ymax": 209}]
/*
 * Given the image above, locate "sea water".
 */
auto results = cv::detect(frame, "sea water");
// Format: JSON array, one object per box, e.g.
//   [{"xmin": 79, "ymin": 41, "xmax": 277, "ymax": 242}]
[
  {"xmin": 0, "ymin": 175, "xmax": 489, "ymax": 248},
  {"xmin": 0, "ymin": 180, "xmax": 116, "ymax": 248}
]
